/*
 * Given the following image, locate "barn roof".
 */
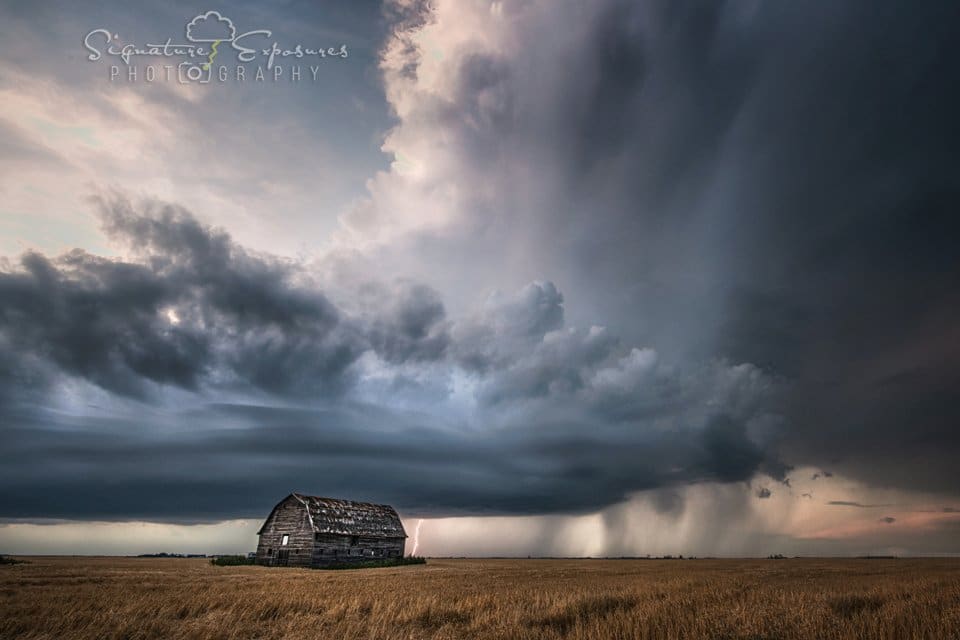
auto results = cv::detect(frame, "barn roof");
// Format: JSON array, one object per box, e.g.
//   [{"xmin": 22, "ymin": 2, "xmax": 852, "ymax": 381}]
[{"xmin": 260, "ymin": 493, "xmax": 407, "ymax": 538}]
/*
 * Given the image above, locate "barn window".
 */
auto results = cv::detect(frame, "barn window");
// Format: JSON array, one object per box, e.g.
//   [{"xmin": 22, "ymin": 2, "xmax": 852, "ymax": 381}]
[
  {"xmin": 281, "ymin": 535, "xmax": 289, "ymax": 546},
  {"xmin": 350, "ymin": 536, "xmax": 359, "ymax": 546}
]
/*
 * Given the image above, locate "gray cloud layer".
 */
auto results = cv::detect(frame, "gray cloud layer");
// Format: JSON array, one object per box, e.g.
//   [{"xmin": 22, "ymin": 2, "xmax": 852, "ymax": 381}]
[{"xmin": 0, "ymin": 201, "xmax": 784, "ymax": 520}]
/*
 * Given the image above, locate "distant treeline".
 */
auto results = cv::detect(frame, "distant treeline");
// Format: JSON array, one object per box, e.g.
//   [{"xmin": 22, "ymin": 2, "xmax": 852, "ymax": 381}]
[{"xmin": 137, "ymin": 552, "xmax": 209, "ymax": 558}]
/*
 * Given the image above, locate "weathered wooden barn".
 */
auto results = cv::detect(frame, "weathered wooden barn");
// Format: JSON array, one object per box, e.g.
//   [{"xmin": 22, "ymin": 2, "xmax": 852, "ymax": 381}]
[{"xmin": 256, "ymin": 493, "xmax": 407, "ymax": 567}]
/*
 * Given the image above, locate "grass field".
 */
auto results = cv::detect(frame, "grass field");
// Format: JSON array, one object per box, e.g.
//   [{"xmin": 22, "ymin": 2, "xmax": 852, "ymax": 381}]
[{"xmin": 2, "ymin": 557, "xmax": 959, "ymax": 639}]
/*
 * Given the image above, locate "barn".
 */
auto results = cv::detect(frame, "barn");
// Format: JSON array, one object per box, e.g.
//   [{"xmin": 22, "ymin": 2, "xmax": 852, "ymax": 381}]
[{"xmin": 256, "ymin": 493, "xmax": 407, "ymax": 567}]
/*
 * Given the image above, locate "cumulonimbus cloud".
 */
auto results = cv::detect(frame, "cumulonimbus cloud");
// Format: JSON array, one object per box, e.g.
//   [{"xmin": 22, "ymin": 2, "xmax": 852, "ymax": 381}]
[{"xmin": 341, "ymin": 0, "xmax": 960, "ymax": 501}]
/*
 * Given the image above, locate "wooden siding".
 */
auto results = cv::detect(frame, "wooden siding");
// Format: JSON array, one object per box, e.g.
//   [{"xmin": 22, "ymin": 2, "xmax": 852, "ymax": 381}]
[{"xmin": 256, "ymin": 495, "xmax": 315, "ymax": 567}]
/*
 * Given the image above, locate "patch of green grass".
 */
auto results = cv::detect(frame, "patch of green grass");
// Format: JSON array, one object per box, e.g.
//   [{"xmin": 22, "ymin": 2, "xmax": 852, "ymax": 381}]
[
  {"xmin": 210, "ymin": 555, "xmax": 255, "ymax": 566},
  {"xmin": 317, "ymin": 556, "xmax": 427, "ymax": 570}
]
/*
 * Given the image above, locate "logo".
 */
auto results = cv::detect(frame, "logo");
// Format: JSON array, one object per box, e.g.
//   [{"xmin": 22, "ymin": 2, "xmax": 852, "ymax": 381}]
[{"xmin": 83, "ymin": 10, "xmax": 349, "ymax": 84}]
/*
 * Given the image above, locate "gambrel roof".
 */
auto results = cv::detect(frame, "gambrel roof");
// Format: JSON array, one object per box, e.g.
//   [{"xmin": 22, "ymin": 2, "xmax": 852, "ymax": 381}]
[{"xmin": 258, "ymin": 493, "xmax": 407, "ymax": 538}]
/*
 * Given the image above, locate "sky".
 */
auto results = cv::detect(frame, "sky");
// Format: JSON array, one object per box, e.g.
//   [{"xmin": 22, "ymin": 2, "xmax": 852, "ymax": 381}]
[{"xmin": 1, "ymin": 0, "xmax": 958, "ymax": 557}]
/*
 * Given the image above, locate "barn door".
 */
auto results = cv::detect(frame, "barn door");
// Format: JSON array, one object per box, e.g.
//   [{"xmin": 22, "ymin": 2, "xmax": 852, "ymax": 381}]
[{"xmin": 277, "ymin": 549, "xmax": 290, "ymax": 566}]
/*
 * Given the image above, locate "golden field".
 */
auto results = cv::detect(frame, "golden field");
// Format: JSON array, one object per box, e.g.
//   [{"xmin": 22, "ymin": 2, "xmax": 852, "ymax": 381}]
[{"xmin": 1, "ymin": 556, "xmax": 959, "ymax": 639}]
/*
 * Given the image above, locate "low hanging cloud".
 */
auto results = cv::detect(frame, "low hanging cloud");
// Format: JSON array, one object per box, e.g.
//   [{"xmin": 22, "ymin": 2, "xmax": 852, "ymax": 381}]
[{"xmin": 0, "ymin": 200, "xmax": 786, "ymax": 522}]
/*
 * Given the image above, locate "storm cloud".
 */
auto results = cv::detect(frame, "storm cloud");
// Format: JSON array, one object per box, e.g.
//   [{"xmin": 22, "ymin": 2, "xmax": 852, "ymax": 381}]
[
  {"xmin": 3, "ymin": 198, "xmax": 359, "ymax": 399},
  {"xmin": 338, "ymin": 0, "xmax": 960, "ymax": 500},
  {"xmin": 0, "ymin": 201, "xmax": 783, "ymax": 521}
]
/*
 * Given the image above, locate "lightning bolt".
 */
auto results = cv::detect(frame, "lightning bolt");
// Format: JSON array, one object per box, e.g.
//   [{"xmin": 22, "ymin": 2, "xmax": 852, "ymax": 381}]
[
  {"xmin": 410, "ymin": 519, "xmax": 423, "ymax": 556},
  {"xmin": 202, "ymin": 40, "xmax": 221, "ymax": 70}
]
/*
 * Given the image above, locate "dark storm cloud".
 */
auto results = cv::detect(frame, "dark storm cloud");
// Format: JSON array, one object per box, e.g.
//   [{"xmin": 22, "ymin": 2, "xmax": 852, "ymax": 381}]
[
  {"xmin": 0, "ymin": 399, "xmax": 781, "ymax": 521},
  {"xmin": 602, "ymin": 1, "xmax": 960, "ymax": 499},
  {"xmin": 450, "ymin": 281, "xmax": 566, "ymax": 376},
  {"xmin": 364, "ymin": 280, "xmax": 449, "ymax": 364},
  {"xmin": 0, "ymin": 197, "xmax": 454, "ymax": 400},
  {"xmin": 0, "ymin": 249, "xmax": 207, "ymax": 398},
  {"xmin": 0, "ymin": 202, "xmax": 787, "ymax": 521},
  {"xmin": 650, "ymin": 0, "xmax": 960, "ymax": 494},
  {"xmin": 366, "ymin": 0, "xmax": 960, "ymax": 499}
]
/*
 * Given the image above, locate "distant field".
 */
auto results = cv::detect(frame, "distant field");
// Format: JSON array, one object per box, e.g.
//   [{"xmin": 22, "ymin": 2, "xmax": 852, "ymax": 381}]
[{"xmin": 2, "ymin": 557, "xmax": 959, "ymax": 639}]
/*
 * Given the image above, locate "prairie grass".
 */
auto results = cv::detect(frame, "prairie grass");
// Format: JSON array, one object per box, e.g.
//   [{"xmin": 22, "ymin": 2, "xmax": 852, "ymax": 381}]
[{"xmin": 1, "ymin": 557, "xmax": 958, "ymax": 639}]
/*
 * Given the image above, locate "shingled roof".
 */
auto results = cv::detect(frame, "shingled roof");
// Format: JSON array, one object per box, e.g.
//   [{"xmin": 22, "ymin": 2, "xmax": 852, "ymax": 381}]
[{"xmin": 277, "ymin": 493, "xmax": 407, "ymax": 538}]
